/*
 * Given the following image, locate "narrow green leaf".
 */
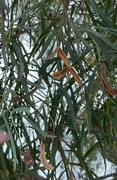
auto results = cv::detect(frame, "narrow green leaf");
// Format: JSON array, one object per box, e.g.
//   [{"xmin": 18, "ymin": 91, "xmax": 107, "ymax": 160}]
[
  {"xmin": 85, "ymin": 1, "xmax": 97, "ymax": 26},
  {"xmin": 12, "ymin": 107, "xmax": 30, "ymax": 114},
  {"xmin": 95, "ymin": 129, "xmax": 117, "ymax": 142},
  {"xmin": 19, "ymin": 113, "xmax": 56, "ymax": 138},
  {"xmin": 0, "ymin": 0, "xmax": 9, "ymax": 12},
  {"xmin": 36, "ymin": 28, "xmax": 60, "ymax": 60},
  {"xmin": 31, "ymin": 22, "xmax": 59, "ymax": 57},
  {"xmin": 27, "ymin": 80, "xmax": 45, "ymax": 89},
  {"xmin": 104, "ymin": 111, "xmax": 117, "ymax": 128},
  {"xmin": 3, "ymin": 114, "xmax": 17, "ymax": 171},
  {"xmin": 86, "ymin": 30, "xmax": 114, "ymax": 68},
  {"xmin": 72, "ymin": 132, "xmax": 94, "ymax": 179},
  {"xmin": 12, "ymin": 39, "xmax": 24, "ymax": 77},
  {"xmin": 85, "ymin": 86, "xmax": 92, "ymax": 133},
  {"xmin": 80, "ymin": 123, "xmax": 85, "ymax": 152},
  {"xmin": 94, "ymin": 2, "xmax": 115, "ymax": 28},
  {"xmin": 21, "ymin": 77, "xmax": 31, "ymax": 102},
  {"xmin": 12, "ymin": 3, "xmax": 41, "ymax": 23},
  {"xmin": 55, "ymin": 82, "xmax": 78, "ymax": 132},
  {"xmin": 2, "ymin": 46, "xmax": 8, "ymax": 71},
  {"xmin": 86, "ymin": 29, "xmax": 117, "ymax": 51}
]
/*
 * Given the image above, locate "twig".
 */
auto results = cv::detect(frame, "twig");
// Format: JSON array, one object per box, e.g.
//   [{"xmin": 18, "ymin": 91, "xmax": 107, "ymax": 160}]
[
  {"xmin": 96, "ymin": 172, "xmax": 117, "ymax": 179},
  {"xmin": 12, "ymin": 77, "xmax": 42, "ymax": 102}
]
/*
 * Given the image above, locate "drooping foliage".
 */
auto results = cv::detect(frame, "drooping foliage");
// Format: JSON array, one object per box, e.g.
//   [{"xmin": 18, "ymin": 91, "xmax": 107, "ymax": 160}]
[{"xmin": 0, "ymin": 0, "xmax": 117, "ymax": 179}]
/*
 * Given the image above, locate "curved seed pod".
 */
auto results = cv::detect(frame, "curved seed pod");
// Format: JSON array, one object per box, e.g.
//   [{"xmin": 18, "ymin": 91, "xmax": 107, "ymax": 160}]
[
  {"xmin": 111, "ymin": 88, "xmax": 117, "ymax": 95},
  {"xmin": 52, "ymin": 66, "xmax": 68, "ymax": 79},
  {"xmin": 57, "ymin": 48, "xmax": 71, "ymax": 67},
  {"xmin": 40, "ymin": 140, "xmax": 45, "ymax": 152},
  {"xmin": 40, "ymin": 153, "xmax": 54, "ymax": 170},
  {"xmin": 101, "ymin": 64, "xmax": 112, "ymax": 91},
  {"xmin": 101, "ymin": 64, "xmax": 117, "ymax": 95},
  {"xmin": 69, "ymin": 66, "xmax": 82, "ymax": 85},
  {"xmin": 47, "ymin": 47, "xmax": 82, "ymax": 85},
  {"xmin": 40, "ymin": 141, "xmax": 54, "ymax": 170}
]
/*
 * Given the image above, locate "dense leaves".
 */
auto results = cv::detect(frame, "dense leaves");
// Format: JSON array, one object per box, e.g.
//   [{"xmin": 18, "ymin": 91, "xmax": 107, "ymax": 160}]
[{"xmin": 0, "ymin": 0, "xmax": 117, "ymax": 179}]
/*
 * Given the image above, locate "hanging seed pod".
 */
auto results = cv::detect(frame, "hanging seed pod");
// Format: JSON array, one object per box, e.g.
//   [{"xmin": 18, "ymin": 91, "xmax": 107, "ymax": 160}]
[
  {"xmin": 40, "ymin": 141, "xmax": 54, "ymax": 170},
  {"xmin": 101, "ymin": 99, "xmax": 117, "ymax": 164},
  {"xmin": 47, "ymin": 47, "xmax": 82, "ymax": 85},
  {"xmin": 100, "ymin": 64, "xmax": 117, "ymax": 96}
]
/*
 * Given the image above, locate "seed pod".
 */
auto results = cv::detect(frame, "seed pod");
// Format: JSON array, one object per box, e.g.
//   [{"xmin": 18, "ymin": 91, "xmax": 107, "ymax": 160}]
[
  {"xmin": 57, "ymin": 48, "xmax": 71, "ymax": 67},
  {"xmin": 52, "ymin": 66, "xmax": 68, "ymax": 79},
  {"xmin": 101, "ymin": 64, "xmax": 117, "ymax": 95},
  {"xmin": 40, "ymin": 141, "xmax": 54, "ymax": 170},
  {"xmin": 69, "ymin": 66, "xmax": 82, "ymax": 85},
  {"xmin": 47, "ymin": 47, "xmax": 82, "ymax": 85}
]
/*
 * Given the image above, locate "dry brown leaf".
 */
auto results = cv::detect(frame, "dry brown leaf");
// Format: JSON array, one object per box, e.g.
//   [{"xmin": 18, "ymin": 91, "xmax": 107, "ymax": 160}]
[
  {"xmin": 101, "ymin": 64, "xmax": 117, "ymax": 96},
  {"xmin": 40, "ymin": 153, "xmax": 54, "ymax": 170}
]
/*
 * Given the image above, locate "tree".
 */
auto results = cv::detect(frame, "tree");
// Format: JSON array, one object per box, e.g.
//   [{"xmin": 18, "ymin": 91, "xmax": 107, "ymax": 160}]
[{"xmin": 0, "ymin": 0, "xmax": 117, "ymax": 179}]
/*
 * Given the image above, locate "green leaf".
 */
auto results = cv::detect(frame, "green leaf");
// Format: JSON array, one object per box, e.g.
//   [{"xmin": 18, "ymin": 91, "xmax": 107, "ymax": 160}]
[
  {"xmin": 0, "ymin": 0, "xmax": 9, "ymax": 12},
  {"xmin": 12, "ymin": 107, "xmax": 30, "ymax": 114},
  {"xmin": 3, "ymin": 114, "xmax": 17, "ymax": 171},
  {"xmin": 11, "ymin": 39, "xmax": 24, "ymax": 77},
  {"xmin": 85, "ymin": 87, "xmax": 92, "ymax": 133},
  {"xmin": 86, "ymin": 30, "xmax": 114, "ymax": 68},
  {"xmin": 19, "ymin": 113, "xmax": 56, "ymax": 138},
  {"xmin": 36, "ymin": 28, "xmax": 60, "ymax": 60},
  {"xmin": 94, "ymin": 1, "xmax": 115, "ymax": 28},
  {"xmin": 54, "ymin": 82, "xmax": 78, "ymax": 132},
  {"xmin": 86, "ymin": 29, "xmax": 117, "ymax": 51}
]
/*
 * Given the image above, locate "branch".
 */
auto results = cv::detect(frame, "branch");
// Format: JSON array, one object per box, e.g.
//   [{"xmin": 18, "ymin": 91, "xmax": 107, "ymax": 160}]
[{"xmin": 97, "ymin": 172, "xmax": 117, "ymax": 179}]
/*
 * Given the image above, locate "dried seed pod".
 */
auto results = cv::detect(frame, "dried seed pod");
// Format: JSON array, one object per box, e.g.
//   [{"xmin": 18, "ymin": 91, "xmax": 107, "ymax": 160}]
[
  {"xmin": 40, "ymin": 153, "xmax": 54, "ymax": 170},
  {"xmin": 47, "ymin": 47, "xmax": 82, "ymax": 85},
  {"xmin": 57, "ymin": 48, "xmax": 71, "ymax": 67},
  {"xmin": 40, "ymin": 141, "xmax": 54, "ymax": 170},
  {"xmin": 52, "ymin": 66, "xmax": 68, "ymax": 79},
  {"xmin": 69, "ymin": 66, "xmax": 82, "ymax": 85},
  {"xmin": 101, "ymin": 99, "xmax": 117, "ymax": 164},
  {"xmin": 101, "ymin": 64, "xmax": 117, "ymax": 95}
]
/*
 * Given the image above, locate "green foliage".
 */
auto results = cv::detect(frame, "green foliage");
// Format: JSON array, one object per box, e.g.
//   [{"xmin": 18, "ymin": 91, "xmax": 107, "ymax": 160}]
[{"xmin": 0, "ymin": 0, "xmax": 117, "ymax": 179}]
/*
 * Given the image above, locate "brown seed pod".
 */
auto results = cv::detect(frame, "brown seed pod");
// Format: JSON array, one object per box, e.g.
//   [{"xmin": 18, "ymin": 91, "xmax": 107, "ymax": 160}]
[
  {"xmin": 47, "ymin": 47, "xmax": 82, "ymax": 85},
  {"xmin": 57, "ymin": 48, "xmax": 71, "ymax": 67},
  {"xmin": 52, "ymin": 66, "xmax": 68, "ymax": 79},
  {"xmin": 101, "ymin": 64, "xmax": 117, "ymax": 95},
  {"xmin": 69, "ymin": 66, "xmax": 82, "ymax": 85},
  {"xmin": 40, "ymin": 141, "xmax": 54, "ymax": 170}
]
